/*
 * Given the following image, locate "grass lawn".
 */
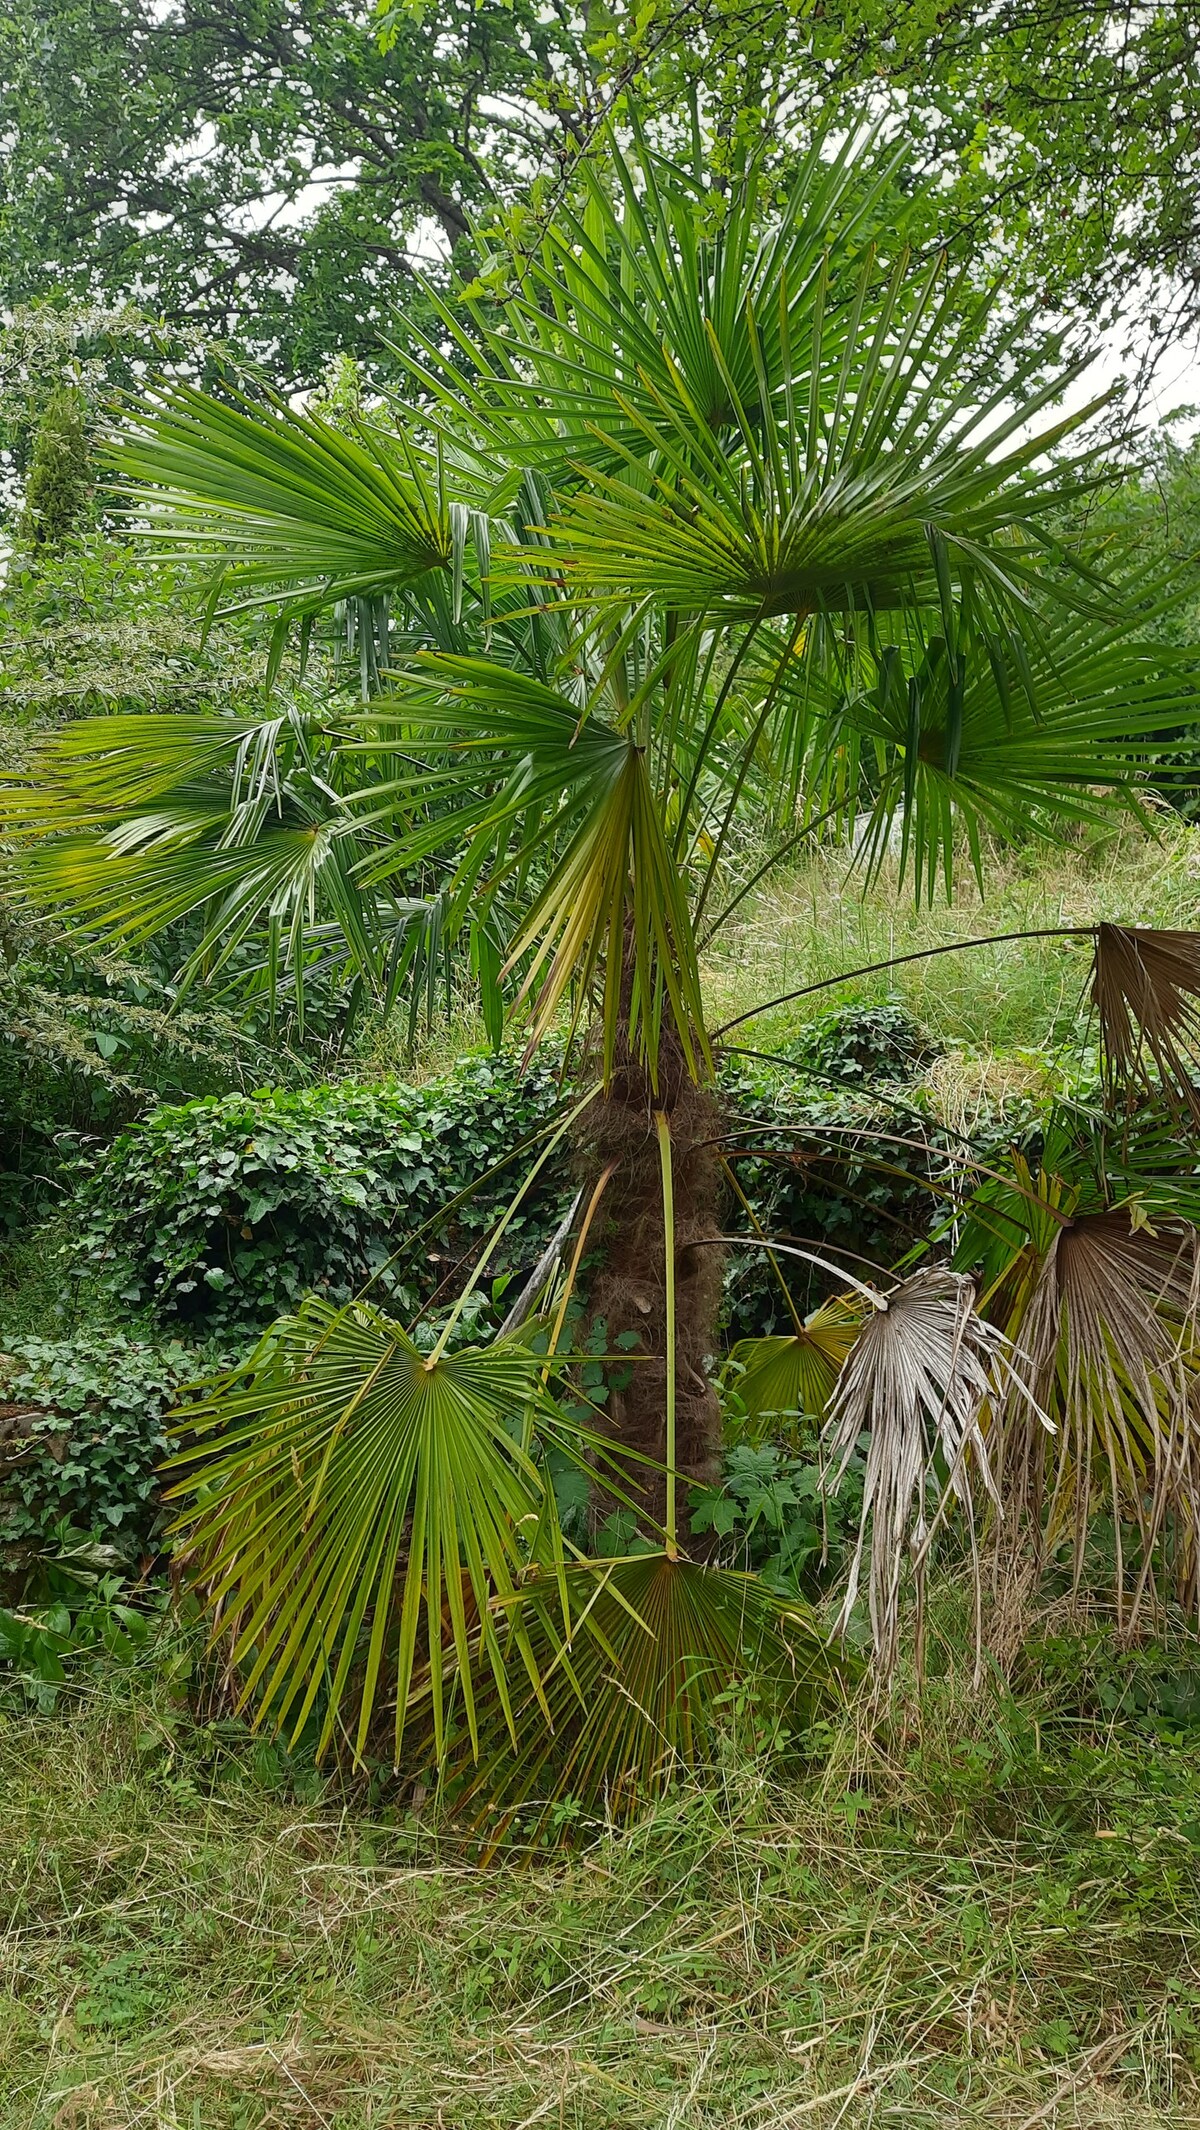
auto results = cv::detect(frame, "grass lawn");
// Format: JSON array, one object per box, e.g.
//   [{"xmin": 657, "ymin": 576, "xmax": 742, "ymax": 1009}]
[
  {"xmin": 701, "ymin": 816, "xmax": 1200, "ymax": 1063},
  {"xmin": 3, "ymin": 1622, "xmax": 1200, "ymax": 2129}
]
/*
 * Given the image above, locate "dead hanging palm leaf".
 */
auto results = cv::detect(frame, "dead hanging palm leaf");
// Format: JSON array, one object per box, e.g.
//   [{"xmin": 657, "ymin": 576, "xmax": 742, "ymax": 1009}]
[
  {"xmin": 1093, "ymin": 924, "xmax": 1200, "ymax": 1125},
  {"xmin": 994, "ymin": 1209, "xmax": 1200, "ymax": 1628},
  {"xmin": 821, "ymin": 1268, "xmax": 1036, "ymax": 1673}
]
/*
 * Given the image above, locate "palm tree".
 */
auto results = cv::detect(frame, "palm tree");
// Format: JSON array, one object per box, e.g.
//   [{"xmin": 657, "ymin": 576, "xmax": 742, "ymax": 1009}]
[{"xmin": 7, "ymin": 120, "xmax": 1200, "ymax": 1815}]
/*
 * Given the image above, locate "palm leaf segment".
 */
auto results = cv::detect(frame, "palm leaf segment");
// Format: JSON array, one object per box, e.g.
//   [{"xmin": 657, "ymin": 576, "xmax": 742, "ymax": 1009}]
[{"xmin": 114, "ymin": 386, "xmax": 455, "ymax": 609}]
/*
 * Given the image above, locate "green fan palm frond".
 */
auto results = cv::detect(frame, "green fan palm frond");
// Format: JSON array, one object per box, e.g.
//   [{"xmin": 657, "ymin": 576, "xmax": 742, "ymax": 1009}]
[
  {"xmin": 2, "ymin": 708, "xmax": 383, "ymax": 1014},
  {"xmin": 1, "ymin": 708, "xmax": 307, "ymax": 828},
  {"xmin": 725, "ymin": 1303, "xmax": 861, "ymax": 1441},
  {"xmin": 529, "ymin": 254, "xmax": 1112, "ymax": 630},
  {"xmin": 24, "ymin": 823, "xmax": 363, "ymax": 967},
  {"xmin": 110, "ymin": 385, "xmax": 457, "ymax": 605},
  {"xmin": 428, "ymin": 1551, "xmax": 839, "ymax": 1841},
  {"xmin": 345, "ymin": 658, "xmax": 709, "ymax": 1081},
  {"xmin": 778, "ymin": 600, "xmax": 1196, "ymax": 903},
  {"xmin": 167, "ymin": 1298, "xmax": 586, "ymax": 1766},
  {"xmin": 386, "ymin": 120, "xmax": 904, "ymax": 483}
]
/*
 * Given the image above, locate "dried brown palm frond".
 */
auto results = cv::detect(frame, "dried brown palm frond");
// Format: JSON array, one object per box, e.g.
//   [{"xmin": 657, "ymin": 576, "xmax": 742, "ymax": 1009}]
[
  {"xmin": 821, "ymin": 1267, "xmax": 1037, "ymax": 1675},
  {"xmin": 993, "ymin": 1209, "xmax": 1200, "ymax": 1629},
  {"xmin": 1093, "ymin": 923, "xmax": 1200, "ymax": 1125}
]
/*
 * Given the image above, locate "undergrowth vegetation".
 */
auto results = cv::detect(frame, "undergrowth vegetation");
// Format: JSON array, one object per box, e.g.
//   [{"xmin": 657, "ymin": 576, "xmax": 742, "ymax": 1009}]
[
  {"xmin": 703, "ymin": 817, "xmax": 1200, "ymax": 1060},
  {"xmin": 2, "ymin": 1609, "xmax": 1200, "ymax": 2127},
  {"xmin": 67, "ymin": 1055, "xmax": 569, "ymax": 1331}
]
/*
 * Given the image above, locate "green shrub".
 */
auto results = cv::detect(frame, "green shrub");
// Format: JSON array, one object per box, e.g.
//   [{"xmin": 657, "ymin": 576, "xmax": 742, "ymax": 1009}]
[
  {"xmin": 0, "ymin": 1332, "xmax": 210, "ymax": 1560},
  {"xmin": 719, "ymin": 1048, "xmax": 1045, "ymax": 1338},
  {"xmin": 719, "ymin": 1064, "xmax": 946, "ymax": 1336},
  {"xmin": 786, "ymin": 999, "xmax": 934, "ymax": 1085},
  {"xmin": 69, "ymin": 1054, "xmax": 570, "ymax": 1331},
  {"xmin": 723, "ymin": 1027, "xmax": 977, "ymax": 1349},
  {"xmin": 1019, "ymin": 1626, "xmax": 1200, "ymax": 1742},
  {"xmin": 0, "ymin": 1051, "xmax": 1053, "ymax": 1584},
  {"xmin": 65, "ymin": 1042, "xmax": 1026, "ymax": 1349},
  {"xmin": 0, "ymin": 919, "xmax": 288, "ymax": 1235},
  {"xmin": 0, "ymin": 1547, "xmax": 174, "ymax": 1710},
  {"xmin": 688, "ymin": 1439, "xmax": 865, "ymax": 1599},
  {"xmin": 17, "ymin": 385, "xmax": 92, "ymax": 552}
]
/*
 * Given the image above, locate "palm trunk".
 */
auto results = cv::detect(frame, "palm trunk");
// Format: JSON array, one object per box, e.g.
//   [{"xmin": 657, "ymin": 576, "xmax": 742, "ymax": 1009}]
[{"xmin": 574, "ymin": 1017, "xmax": 725, "ymax": 1539}]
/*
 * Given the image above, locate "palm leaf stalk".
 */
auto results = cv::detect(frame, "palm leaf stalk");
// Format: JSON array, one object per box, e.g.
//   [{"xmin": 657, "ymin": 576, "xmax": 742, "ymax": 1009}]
[{"xmin": 5, "ymin": 112, "xmax": 1200, "ymax": 1789}]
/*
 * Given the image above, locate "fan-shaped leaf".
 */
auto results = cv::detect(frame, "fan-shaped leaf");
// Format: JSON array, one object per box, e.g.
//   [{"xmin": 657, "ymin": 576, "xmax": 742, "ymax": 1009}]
[
  {"xmin": 430, "ymin": 1551, "xmax": 838, "ymax": 1841},
  {"xmin": 166, "ymin": 1299, "xmax": 583, "ymax": 1764},
  {"xmin": 822, "ymin": 1267, "xmax": 1035, "ymax": 1667},
  {"xmin": 726, "ymin": 1303, "xmax": 861, "ymax": 1438},
  {"xmin": 111, "ymin": 386, "xmax": 455, "ymax": 603},
  {"xmin": 984, "ymin": 1200, "xmax": 1200, "ymax": 1624},
  {"xmin": 1093, "ymin": 923, "xmax": 1200, "ymax": 1125}
]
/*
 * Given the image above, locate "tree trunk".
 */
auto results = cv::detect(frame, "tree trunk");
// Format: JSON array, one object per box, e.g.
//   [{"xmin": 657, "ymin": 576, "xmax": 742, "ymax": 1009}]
[{"xmin": 574, "ymin": 1017, "xmax": 725, "ymax": 1540}]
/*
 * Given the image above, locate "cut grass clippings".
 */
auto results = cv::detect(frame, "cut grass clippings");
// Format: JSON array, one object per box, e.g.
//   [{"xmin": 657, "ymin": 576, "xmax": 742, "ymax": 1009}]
[{"xmin": 2, "ymin": 1629, "xmax": 1200, "ymax": 2129}]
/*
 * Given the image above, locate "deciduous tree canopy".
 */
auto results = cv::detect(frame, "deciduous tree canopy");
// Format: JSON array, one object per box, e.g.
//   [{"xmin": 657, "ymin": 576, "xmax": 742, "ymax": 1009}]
[{"xmin": 2, "ymin": 0, "xmax": 1197, "ymax": 382}]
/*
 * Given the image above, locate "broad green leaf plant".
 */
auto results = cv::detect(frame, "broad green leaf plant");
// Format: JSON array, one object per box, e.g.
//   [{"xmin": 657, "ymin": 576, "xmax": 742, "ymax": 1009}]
[{"xmin": 8, "ymin": 117, "xmax": 1200, "ymax": 1810}]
